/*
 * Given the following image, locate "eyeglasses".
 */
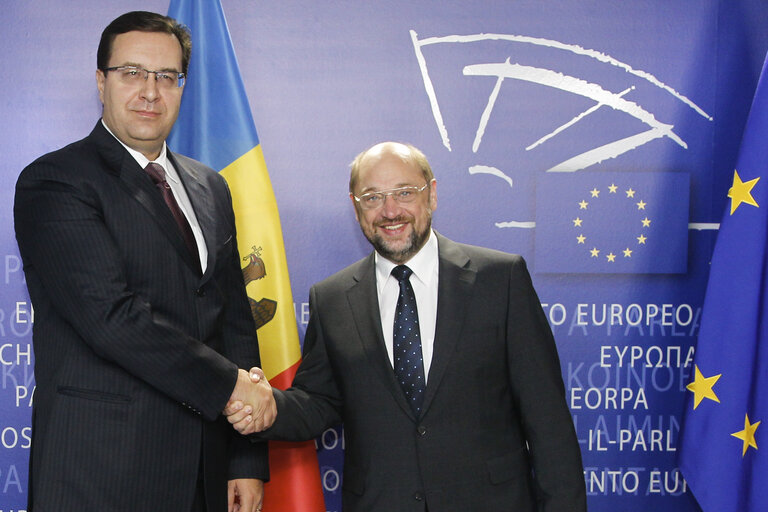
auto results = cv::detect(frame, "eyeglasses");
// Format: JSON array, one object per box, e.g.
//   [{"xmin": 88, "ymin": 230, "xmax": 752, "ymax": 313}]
[
  {"xmin": 103, "ymin": 66, "xmax": 186, "ymax": 89},
  {"xmin": 353, "ymin": 182, "xmax": 431, "ymax": 210}
]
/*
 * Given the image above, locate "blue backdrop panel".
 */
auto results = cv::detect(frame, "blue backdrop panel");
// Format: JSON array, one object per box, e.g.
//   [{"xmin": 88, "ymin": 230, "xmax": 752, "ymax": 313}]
[{"xmin": 2, "ymin": 1, "xmax": 768, "ymax": 511}]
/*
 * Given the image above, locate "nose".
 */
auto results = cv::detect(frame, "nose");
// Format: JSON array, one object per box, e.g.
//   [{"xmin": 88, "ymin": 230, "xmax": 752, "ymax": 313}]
[
  {"xmin": 139, "ymin": 72, "xmax": 160, "ymax": 101},
  {"xmin": 380, "ymin": 193, "xmax": 402, "ymax": 217}
]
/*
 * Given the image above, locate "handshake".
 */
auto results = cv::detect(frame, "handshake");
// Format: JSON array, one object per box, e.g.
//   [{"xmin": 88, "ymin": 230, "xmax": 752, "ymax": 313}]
[{"xmin": 224, "ymin": 367, "xmax": 276, "ymax": 435}]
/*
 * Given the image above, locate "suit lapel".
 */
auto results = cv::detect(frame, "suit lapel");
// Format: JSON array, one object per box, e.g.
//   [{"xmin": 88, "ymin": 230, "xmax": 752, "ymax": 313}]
[
  {"xmin": 169, "ymin": 152, "xmax": 215, "ymax": 278},
  {"xmin": 346, "ymin": 255, "xmax": 418, "ymax": 419},
  {"xmin": 121, "ymin": 158, "xmax": 193, "ymax": 266},
  {"xmin": 90, "ymin": 122, "xmax": 202, "ymax": 276},
  {"xmin": 421, "ymin": 234, "xmax": 476, "ymax": 415}
]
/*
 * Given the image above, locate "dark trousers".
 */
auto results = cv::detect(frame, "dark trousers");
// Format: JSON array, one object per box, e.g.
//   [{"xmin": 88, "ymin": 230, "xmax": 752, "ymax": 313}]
[
  {"xmin": 190, "ymin": 479, "xmax": 206, "ymax": 512},
  {"xmin": 191, "ymin": 433, "xmax": 206, "ymax": 512}
]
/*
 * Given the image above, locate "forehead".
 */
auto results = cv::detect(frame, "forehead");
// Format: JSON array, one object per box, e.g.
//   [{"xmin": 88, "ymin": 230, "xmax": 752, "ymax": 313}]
[
  {"xmin": 357, "ymin": 152, "xmax": 423, "ymax": 191},
  {"xmin": 108, "ymin": 30, "xmax": 182, "ymax": 69}
]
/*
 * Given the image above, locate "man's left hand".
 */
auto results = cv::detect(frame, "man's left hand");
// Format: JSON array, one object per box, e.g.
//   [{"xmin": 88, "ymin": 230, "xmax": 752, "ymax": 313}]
[{"xmin": 228, "ymin": 478, "xmax": 264, "ymax": 512}]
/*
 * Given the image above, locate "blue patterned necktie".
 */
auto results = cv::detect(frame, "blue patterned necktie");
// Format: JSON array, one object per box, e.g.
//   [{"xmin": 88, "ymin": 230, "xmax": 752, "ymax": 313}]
[{"xmin": 391, "ymin": 265, "xmax": 426, "ymax": 415}]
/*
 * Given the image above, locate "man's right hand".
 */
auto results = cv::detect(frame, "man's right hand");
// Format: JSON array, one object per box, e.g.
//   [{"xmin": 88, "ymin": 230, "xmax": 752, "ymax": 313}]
[{"xmin": 225, "ymin": 368, "xmax": 276, "ymax": 434}]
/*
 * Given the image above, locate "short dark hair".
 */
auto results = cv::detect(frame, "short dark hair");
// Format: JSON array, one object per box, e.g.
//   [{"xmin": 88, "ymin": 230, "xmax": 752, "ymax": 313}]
[{"xmin": 97, "ymin": 11, "xmax": 192, "ymax": 75}]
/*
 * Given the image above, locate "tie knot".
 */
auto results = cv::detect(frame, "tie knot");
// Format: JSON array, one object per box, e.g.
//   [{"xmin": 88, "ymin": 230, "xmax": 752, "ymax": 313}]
[
  {"xmin": 391, "ymin": 265, "xmax": 413, "ymax": 282},
  {"xmin": 145, "ymin": 162, "xmax": 167, "ymax": 185}
]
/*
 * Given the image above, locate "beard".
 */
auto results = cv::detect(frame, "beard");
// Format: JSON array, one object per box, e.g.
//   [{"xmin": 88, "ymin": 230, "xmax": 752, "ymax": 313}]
[{"xmin": 363, "ymin": 212, "xmax": 432, "ymax": 264}]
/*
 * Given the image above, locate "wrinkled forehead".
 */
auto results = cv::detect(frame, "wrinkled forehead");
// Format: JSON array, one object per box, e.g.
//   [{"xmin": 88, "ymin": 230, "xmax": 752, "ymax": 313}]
[{"xmin": 357, "ymin": 151, "xmax": 424, "ymax": 192}]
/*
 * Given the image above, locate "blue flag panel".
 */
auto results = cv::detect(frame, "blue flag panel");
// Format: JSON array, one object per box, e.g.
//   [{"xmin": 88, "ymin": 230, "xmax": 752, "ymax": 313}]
[
  {"xmin": 679, "ymin": 52, "xmax": 768, "ymax": 512},
  {"xmin": 167, "ymin": 0, "xmax": 259, "ymax": 170}
]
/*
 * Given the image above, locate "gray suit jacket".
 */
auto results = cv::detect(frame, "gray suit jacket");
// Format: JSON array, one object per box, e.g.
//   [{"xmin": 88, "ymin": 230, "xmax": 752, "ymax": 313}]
[
  {"xmin": 262, "ymin": 233, "xmax": 586, "ymax": 512},
  {"xmin": 14, "ymin": 121, "xmax": 267, "ymax": 511}
]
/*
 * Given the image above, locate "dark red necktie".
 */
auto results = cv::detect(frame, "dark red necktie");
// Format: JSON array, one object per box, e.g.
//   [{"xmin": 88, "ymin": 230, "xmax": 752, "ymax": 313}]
[{"xmin": 144, "ymin": 162, "xmax": 201, "ymax": 273}]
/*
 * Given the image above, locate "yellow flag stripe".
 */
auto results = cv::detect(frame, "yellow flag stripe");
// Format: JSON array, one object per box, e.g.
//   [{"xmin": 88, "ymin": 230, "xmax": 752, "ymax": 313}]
[{"xmin": 221, "ymin": 145, "xmax": 301, "ymax": 380}]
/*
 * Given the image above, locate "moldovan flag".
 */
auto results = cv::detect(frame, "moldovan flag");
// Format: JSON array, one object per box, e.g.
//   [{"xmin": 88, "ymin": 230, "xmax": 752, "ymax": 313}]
[
  {"xmin": 167, "ymin": 1, "xmax": 325, "ymax": 510},
  {"xmin": 678, "ymin": 52, "xmax": 768, "ymax": 512}
]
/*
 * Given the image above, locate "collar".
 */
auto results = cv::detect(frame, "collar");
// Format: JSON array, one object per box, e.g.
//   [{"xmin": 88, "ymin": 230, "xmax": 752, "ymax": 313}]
[
  {"xmin": 375, "ymin": 229, "xmax": 438, "ymax": 289},
  {"xmin": 101, "ymin": 119, "xmax": 177, "ymax": 183}
]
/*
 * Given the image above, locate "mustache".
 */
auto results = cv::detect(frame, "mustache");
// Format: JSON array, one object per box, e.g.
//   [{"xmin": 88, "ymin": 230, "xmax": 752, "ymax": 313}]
[{"xmin": 374, "ymin": 215, "xmax": 413, "ymax": 226}]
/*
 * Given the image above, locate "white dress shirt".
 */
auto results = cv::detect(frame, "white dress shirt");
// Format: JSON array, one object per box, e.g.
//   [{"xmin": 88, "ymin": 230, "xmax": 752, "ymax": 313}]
[
  {"xmin": 103, "ymin": 120, "xmax": 209, "ymax": 273},
  {"xmin": 375, "ymin": 229, "xmax": 439, "ymax": 383}
]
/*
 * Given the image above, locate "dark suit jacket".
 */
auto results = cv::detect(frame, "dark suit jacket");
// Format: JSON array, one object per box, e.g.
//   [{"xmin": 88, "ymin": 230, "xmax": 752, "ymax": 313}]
[
  {"xmin": 261, "ymin": 233, "xmax": 586, "ymax": 512},
  {"xmin": 14, "ymin": 121, "xmax": 267, "ymax": 511}
]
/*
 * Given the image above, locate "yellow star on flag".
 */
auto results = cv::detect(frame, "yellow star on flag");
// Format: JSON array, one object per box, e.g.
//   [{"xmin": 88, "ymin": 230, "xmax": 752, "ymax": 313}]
[
  {"xmin": 576, "ymin": 234, "xmax": 586, "ymax": 244},
  {"xmin": 590, "ymin": 247, "xmax": 599, "ymax": 257},
  {"xmin": 573, "ymin": 217, "xmax": 583, "ymax": 227},
  {"xmin": 623, "ymin": 248, "xmax": 632, "ymax": 257},
  {"xmin": 642, "ymin": 217, "xmax": 651, "ymax": 227},
  {"xmin": 626, "ymin": 188, "xmax": 636, "ymax": 198},
  {"xmin": 637, "ymin": 200, "xmax": 647, "ymax": 210},
  {"xmin": 728, "ymin": 169, "xmax": 760, "ymax": 215},
  {"xmin": 579, "ymin": 200, "xmax": 589, "ymax": 210},
  {"xmin": 686, "ymin": 365, "xmax": 721, "ymax": 409},
  {"xmin": 637, "ymin": 234, "xmax": 647, "ymax": 244},
  {"xmin": 731, "ymin": 413, "xmax": 761, "ymax": 456},
  {"xmin": 590, "ymin": 188, "xmax": 600, "ymax": 198},
  {"xmin": 608, "ymin": 184, "xmax": 618, "ymax": 193},
  {"xmin": 606, "ymin": 253, "xmax": 616, "ymax": 262}
]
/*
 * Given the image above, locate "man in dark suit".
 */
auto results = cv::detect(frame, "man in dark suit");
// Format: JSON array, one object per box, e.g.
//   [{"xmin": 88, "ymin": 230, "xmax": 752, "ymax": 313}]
[
  {"xmin": 227, "ymin": 142, "xmax": 587, "ymax": 511},
  {"xmin": 14, "ymin": 11, "xmax": 275, "ymax": 512}
]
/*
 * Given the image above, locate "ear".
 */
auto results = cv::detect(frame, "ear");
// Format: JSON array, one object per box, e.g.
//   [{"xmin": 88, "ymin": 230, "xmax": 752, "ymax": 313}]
[
  {"xmin": 428, "ymin": 179, "xmax": 437, "ymax": 212},
  {"xmin": 96, "ymin": 69, "xmax": 106, "ymax": 104}
]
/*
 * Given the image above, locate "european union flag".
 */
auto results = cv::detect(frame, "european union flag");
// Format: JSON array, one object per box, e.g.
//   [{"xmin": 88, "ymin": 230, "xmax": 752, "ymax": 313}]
[
  {"xmin": 678, "ymin": 52, "xmax": 768, "ymax": 512},
  {"xmin": 534, "ymin": 171, "xmax": 689, "ymax": 273}
]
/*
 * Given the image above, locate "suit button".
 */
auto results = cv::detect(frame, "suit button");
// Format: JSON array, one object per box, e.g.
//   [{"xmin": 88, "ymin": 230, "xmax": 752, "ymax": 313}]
[
  {"xmin": 196, "ymin": 288, "xmax": 206, "ymax": 297},
  {"xmin": 413, "ymin": 491, "xmax": 424, "ymax": 501},
  {"xmin": 417, "ymin": 425, "xmax": 427, "ymax": 436}
]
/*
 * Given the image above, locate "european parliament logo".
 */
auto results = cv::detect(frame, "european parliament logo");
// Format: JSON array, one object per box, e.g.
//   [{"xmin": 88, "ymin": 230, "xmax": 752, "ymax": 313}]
[{"xmin": 534, "ymin": 172, "xmax": 689, "ymax": 274}]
